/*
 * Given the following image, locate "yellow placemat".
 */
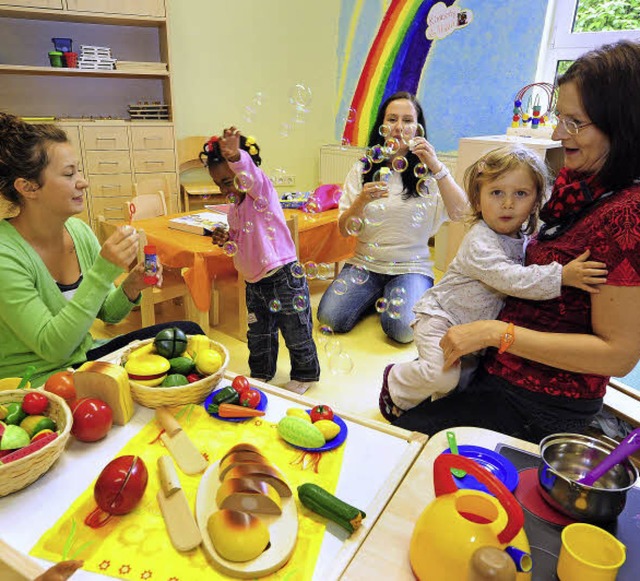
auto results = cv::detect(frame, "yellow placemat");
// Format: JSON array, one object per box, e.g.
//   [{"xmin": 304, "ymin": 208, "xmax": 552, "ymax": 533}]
[{"xmin": 31, "ymin": 404, "xmax": 346, "ymax": 580}]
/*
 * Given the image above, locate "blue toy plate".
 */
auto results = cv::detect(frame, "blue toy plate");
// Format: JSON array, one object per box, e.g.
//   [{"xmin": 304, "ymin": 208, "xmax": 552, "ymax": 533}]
[
  {"xmin": 442, "ymin": 445, "xmax": 519, "ymax": 494},
  {"xmin": 286, "ymin": 412, "xmax": 348, "ymax": 452},
  {"xmin": 204, "ymin": 387, "xmax": 268, "ymax": 423}
]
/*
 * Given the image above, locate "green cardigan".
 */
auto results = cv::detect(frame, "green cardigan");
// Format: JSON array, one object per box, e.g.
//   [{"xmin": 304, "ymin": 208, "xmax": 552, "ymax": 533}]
[{"xmin": 0, "ymin": 218, "xmax": 136, "ymax": 386}]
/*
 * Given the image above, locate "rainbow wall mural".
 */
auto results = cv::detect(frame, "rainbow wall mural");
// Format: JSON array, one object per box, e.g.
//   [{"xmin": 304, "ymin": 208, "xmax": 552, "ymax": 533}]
[{"xmin": 342, "ymin": 0, "xmax": 456, "ymax": 146}]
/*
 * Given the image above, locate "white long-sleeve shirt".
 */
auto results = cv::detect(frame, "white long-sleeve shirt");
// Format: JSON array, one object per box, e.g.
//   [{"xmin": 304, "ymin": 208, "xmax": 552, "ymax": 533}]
[
  {"xmin": 339, "ymin": 161, "xmax": 449, "ymax": 277},
  {"xmin": 413, "ymin": 220, "xmax": 563, "ymax": 325}
]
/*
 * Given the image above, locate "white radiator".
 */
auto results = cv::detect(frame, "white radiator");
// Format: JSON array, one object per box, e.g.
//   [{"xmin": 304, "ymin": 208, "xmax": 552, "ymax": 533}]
[{"xmin": 319, "ymin": 144, "xmax": 366, "ymax": 185}]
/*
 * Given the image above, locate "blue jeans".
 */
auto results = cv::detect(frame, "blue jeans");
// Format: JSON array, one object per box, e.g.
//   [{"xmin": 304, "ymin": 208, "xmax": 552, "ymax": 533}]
[
  {"xmin": 317, "ymin": 264, "xmax": 433, "ymax": 344},
  {"xmin": 246, "ymin": 262, "xmax": 320, "ymax": 382}
]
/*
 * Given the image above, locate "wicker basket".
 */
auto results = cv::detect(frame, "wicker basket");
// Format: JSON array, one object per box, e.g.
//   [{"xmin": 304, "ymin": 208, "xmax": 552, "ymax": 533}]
[
  {"xmin": 0, "ymin": 389, "xmax": 72, "ymax": 496},
  {"xmin": 118, "ymin": 337, "xmax": 229, "ymax": 408}
]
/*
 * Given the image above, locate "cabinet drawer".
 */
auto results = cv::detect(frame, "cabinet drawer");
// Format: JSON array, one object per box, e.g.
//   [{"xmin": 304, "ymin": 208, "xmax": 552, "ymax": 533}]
[
  {"xmin": 57, "ymin": 124, "xmax": 83, "ymax": 169},
  {"xmin": 91, "ymin": 195, "xmax": 129, "ymax": 221},
  {"xmin": 85, "ymin": 151, "xmax": 132, "ymax": 174},
  {"xmin": 65, "ymin": 0, "xmax": 165, "ymax": 17},
  {"xmin": 83, "ymin": 126, "xmax": 129, "ymax": 151},
  {"xmin": 88, "ymin": 174, "xmax": 133, "ymax": 198},
  {"xmin": 0, "ymin": 1, "xmax": 62, "ymax": 7},
  {"xmin": 131, "ymin": 125, "xmax": 174, "ymax": 150},
  {"xmin": 132, "ymin": 149, "xmax": 175, "ymax": 173}
]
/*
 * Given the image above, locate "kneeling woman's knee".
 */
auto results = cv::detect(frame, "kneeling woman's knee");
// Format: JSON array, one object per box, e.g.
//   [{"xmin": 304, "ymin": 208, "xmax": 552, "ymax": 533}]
[{"xmin": 381, "ymin": 316, "xmax": 414, "ymax": 344}]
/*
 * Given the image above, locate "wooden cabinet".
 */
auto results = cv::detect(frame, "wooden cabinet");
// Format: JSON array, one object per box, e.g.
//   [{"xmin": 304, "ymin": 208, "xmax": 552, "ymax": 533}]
[
  {"xmin": 0, "ymin": 0, "xmax": 180, "ymax": 227},
  {"xmin": 434, "ymin": 135, "xmax": 564, "ymax": 271}
]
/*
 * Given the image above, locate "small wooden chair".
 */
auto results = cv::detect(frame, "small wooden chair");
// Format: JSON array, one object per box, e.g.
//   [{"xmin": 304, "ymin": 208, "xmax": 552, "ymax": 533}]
[
  {"xmin": 123, "ymin": 191, "xmax": 168, "ymax": 222},
  {"xmin": 133, "ymin": 175, "xmax": 175, "ymax": 213}
]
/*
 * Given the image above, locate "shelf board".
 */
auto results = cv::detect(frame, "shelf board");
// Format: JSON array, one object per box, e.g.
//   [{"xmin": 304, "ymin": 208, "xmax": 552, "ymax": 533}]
[
  {"xmin": 0, "ymin": 64, "xmax": 168, "ymax": 78},
  {"xmin": 0, "ymin": 6, "xmax": 165, "ymax": 26}
]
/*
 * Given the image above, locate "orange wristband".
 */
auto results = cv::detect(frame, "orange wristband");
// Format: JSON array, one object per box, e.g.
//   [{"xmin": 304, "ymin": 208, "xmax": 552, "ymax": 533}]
[{"xmin": 498, "ymin": 322, "xmax": 515, "ymax": 354}]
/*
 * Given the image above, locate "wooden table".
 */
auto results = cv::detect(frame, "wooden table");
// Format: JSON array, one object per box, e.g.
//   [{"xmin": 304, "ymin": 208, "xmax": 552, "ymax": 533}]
[
  {"xmin": 132, "ymin": 209, "xmax": 355, "ymax": 333},
  {"xmin": 340, "ymin": 427, "xmax": 538, "ymax": 579},
  {"xmin": 0, "ymin": 370, "xmax": 424, "ymax": 581}
]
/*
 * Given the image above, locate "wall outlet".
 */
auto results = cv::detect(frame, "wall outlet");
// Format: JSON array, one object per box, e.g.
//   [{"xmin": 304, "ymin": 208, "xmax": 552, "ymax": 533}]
[{"xmin": 285, "ymin": 175, "xmax": 295, "ymax": 186}]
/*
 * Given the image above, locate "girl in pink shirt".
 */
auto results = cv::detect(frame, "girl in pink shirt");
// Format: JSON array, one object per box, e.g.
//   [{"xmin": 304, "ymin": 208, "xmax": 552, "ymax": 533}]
[{"xmin": 201, "ymin": 127, "xmax": 319, "ymax": 394}]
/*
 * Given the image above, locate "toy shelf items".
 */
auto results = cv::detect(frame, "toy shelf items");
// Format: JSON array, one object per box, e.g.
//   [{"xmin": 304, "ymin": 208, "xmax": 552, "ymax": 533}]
[
  {"xmin": 506, "ymin": 82, "xmax": 557, "ymax": 139},
  {"xmin": 0, "ymin": 0, "xmax": 180, "ymax": 228}
]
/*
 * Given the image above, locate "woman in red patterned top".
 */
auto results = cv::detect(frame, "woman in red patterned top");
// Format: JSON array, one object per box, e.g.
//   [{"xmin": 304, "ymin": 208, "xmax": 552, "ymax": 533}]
[{"xmin": 393, "ymin": 40, "xmax": 640, "ymax": 442}]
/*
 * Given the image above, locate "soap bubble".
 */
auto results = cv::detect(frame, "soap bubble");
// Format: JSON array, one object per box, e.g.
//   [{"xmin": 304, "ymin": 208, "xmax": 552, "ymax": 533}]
[
  {"xmin": 332, "ymin": 278, "xmax": 348, "ymax": 296},
  {"xmin": 325, "ymin": 338, "xmax": 343, "ymax": 358},
  {"xmin": 402, "ymin": 122, "xmax": 425, "ymax": 146},
  {"xmin": 293, "ymin": 295, "xmax": 308, "ymax": 312},
  {"xmin": 280, "ymin": 123, "xmax": 291, "ymax": 138},
  {"xmin": 392, "ymin": 156, "xmax": 408, "ymax": 173},
  {"xmin": 222, "ymin": 240, "xmax": 238, "ymax": 257},
  {"xmin": 243, "ymin": 105, "xmax": 256, "ymax": 124},
  {"xmin": 373, "ymin": 168, "xmax": 391, "ymax": 183},
  {"xmin": 253, "ymin": 196, "xmax": 268, "ymax": 212},
  {"xmin": 360, "ymin": 156, "xmax": 373, "ymax": 174},
  {"xmin": 349, "ymin": 265, "xmax": 369, "ymax": 285},
  {"xmin": 289, "ymin": 83, "xmax": 313, "ymax": 109},
  {"xmin": 383, "ymin": 137, "xmax": 400, "ymax": 156},
  {"xmin": 291, "ymin": 262, "xmax": 306, "ymax": 278},
  {"xmin": 305, "ymin": 199, "xmax": 321, "ymax": 214},
  {"xmin": 341, "ymin": 137, "xmax": 351, "ymax": 149},
  {"xmin": 364, "ymin": 200, "xmax": 386, "ymax": 226},
  {"xmin": 390, "ymin": 287, "xmax": 407, "ymax": 302},
  {"xmin": 417, "ymin": 176, "xmax": 437, "ymax": 198},
  {"xmin": 414, "ymin": 163, "xmax": 428, "ymax": 178},
  {"xmin": 269, "ymin": 299, "xmax": 282, "ymax": 313},
  {"xmin": 370, "ymin": 145, "xmax": 386, "ymax": 164},
  {"xmin": 201, "ymin": 193, "xmax": 210, "ymax": 200},
  {"xmin": 411, "ymin": 207, "xmax": 427, "ymax": 227},
  {"xmin": 375, "ymin": 297, "xmax": 389, "ymax": 313},
  {"xmin": 328, "ymin": 351, "xmax": 354, "ymax": 375},
  {"xmin": 343, "ymin": 107, "xmax": 357, "ymax": 125},
  {"xmin": 242, "ymin": 221, "xmax": 254, "ymax": 234},
  {"xmin": 317, "ymin": 263, "xmax": 334, "ymax": 280},
  {"xmin": 387, "ymin": 300, "xmax": 403, "ymax": 319},
  {"xmin": 346, "ymin": 216, "xmax": 364, "ymax": 236},
  {"xmin": 378, "ymin": 124, "xmax": 391, "ymax": 138},
  {"xmin": 304, "ymin": 261, "xmax": 318, "ymax": 279},
  {"xmin": 316, "ymin": 324, "xmax": 334, "ymax": 345},
  {"xmin": 226, "ymin": 192, "xmax": 240, "ymax": 205},
  {"xmin": 234, "ymin": 171, "xmax": 254, "ymax": 193}
]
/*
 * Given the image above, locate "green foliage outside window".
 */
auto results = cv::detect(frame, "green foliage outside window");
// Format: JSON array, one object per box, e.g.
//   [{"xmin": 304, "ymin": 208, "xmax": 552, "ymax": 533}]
[{"xmin": 573, "ymin": 0, "xmax": 640, "ymax": 32}]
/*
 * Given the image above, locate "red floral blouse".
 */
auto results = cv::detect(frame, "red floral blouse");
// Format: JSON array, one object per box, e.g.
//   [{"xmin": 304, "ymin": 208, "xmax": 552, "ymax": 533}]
[{"xmin": 485, "ymin": 182, "xmax": 640, "ymax": 399}]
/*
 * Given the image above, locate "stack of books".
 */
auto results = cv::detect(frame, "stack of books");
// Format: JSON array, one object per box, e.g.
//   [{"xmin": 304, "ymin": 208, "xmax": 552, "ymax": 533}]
[
  {"xmin": 78, "ymin": 45, "xmax": 115, "ymax": 70},
  {"xmin": 168, "ymin": 211, "xmax": 229, "ymax": 236}
]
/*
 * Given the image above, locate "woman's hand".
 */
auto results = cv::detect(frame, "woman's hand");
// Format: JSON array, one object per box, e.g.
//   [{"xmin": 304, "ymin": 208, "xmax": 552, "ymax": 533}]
[
  {"xmin": 409, "ymin": 136, "xmax": 443, "ymax": 173},
  {"xmin": 100, "ymin": 225, "xmax": 139, "ymax": 270},
  {"xmin": 357, "ymin": 180, "xmax": 390, "ymax": 204},
  {"xmin": 220, "ymin": 126, "xmax": 241, "ymax": 162},
  {"xmin": 440, "ymin": 320, "xmax": 502, "ymax": 370},
  {"xmin": 120, "ymin": 262, "xmax": 164, "ymax": 302}
]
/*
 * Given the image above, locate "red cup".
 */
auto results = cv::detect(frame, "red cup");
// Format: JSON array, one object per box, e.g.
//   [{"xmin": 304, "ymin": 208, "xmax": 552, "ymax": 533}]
[{"xmin": 64, "ymin": 51, "xmax": 78, "ymax": 68}]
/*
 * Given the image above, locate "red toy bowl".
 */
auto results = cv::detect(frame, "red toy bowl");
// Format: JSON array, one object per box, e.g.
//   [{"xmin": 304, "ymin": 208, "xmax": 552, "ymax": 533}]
[{"xmin": 94, "ymin": 455, "xmax": 148, "ymax": 516}]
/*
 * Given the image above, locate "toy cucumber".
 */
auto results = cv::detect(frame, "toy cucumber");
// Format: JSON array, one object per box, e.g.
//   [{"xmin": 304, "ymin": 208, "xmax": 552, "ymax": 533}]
[
  {"xmin": 207, "ymin": 386, "xmax": 239, "ymax": 414},
  {"xmin": 297, "ymin": 483, "xmax": 366, "ymax": 534},
  {"xmin": 277, "ymin": 416, "xmax": 325, "ymax": 448}
]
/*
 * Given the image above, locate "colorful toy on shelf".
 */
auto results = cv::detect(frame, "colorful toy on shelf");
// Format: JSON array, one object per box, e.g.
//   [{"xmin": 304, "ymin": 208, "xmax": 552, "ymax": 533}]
[{"xmin": 507, "ymin": 82, "xmax": 556, "ymax": 138}]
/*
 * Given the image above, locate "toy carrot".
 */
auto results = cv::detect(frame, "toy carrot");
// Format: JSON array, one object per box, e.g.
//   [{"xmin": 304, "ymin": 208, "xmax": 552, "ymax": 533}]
[{"xmin": 217, "ymin": 403, "xmax": 265, "ymax": 418}]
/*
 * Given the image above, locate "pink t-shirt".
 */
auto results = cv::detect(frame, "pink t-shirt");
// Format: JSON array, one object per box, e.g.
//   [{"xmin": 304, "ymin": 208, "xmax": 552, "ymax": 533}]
[{"xmin": 227, "ymin": 151, "xmax": 297, "ymax": 282}]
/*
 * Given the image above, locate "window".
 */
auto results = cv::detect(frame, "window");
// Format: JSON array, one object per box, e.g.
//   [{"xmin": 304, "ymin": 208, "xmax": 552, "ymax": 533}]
[{"xmin": 538, "ymin": 0, "xmax": 640, "ymax": 82}]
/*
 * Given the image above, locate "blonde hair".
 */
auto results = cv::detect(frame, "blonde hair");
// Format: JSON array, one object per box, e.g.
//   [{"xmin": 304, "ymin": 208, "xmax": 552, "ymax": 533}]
[{"xmin": 464, "ymin": 145, "xmax": 550, "ymax": 235}]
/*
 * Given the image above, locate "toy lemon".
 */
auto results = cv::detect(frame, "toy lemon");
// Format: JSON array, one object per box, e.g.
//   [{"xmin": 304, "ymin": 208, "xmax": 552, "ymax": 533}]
[
  {"xmin": 124, "ymin": 354, "xmax": 170, "ymax": 386},
  {"xmin": 195, "ymin": 349, "xmax": 222, "ymax": 375}
]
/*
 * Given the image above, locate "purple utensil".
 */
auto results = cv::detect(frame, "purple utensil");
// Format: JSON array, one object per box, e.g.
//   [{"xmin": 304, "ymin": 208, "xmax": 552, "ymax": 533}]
[{"xmin": 578, "ymin": 428, "xmax": 640, "ymax": 486}]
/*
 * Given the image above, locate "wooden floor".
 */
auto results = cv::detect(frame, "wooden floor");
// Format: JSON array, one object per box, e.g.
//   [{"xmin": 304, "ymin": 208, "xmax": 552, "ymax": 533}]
[{"xmin": 91, "ymin": 278, "xmax": 419, "ymax": 422}]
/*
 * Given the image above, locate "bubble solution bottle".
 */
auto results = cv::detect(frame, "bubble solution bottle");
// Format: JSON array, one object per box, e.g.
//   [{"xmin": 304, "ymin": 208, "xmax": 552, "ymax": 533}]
[{"xmin": 143, "ymin": 244, "xmax": 159, "ymax": 285}]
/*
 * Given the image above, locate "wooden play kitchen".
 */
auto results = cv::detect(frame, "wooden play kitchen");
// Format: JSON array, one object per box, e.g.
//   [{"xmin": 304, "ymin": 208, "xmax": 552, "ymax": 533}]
[{"xmin": 0, "ymin": 347, "xmax": 424, "ymax": 580}]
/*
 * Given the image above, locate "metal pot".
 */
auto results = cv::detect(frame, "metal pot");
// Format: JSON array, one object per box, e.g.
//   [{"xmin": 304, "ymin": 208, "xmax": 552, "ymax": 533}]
[{"xmin": 538, "ymin": 433, "xmax": 638, "ymax": 523}]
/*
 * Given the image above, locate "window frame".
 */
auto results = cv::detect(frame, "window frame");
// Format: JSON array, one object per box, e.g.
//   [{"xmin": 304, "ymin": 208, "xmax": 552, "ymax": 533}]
[{"xmin": 537, "ymin": 0, "xmax": 640, "ymax": 82}]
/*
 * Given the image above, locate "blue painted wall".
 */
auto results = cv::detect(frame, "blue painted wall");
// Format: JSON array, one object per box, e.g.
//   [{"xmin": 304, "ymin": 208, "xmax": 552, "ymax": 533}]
[{"xmin": 337, "ymin": 0, "xmax": 549, "ymax": 152}]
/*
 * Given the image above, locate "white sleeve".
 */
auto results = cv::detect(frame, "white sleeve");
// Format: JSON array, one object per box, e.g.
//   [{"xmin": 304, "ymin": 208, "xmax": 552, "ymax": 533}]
[
  {"xmin": 338, "ymin": 161, "xmax": 363, "ymax": 217},
  {"xmin": 456, "ymin": 226, "xmax": 563, "ymax": 300}
]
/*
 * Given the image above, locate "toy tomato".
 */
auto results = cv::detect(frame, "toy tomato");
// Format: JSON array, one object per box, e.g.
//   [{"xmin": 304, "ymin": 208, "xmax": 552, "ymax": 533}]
[
  {"xmin": 44, "ymin": 371, "xmax": 76, "ymax": 404},
  {"xmin": 71, "ymin": 398, "xmax": 113, "ymax": 442},
  {"xmin": 310, "ymin": 404, "xmax": 334, "ymax": 422},
  {"xmin": 239, "ymin": 388, "xmax": 261, "ymax": 409},
  {"xmin": 231, "ymin": 375, "xmax": 251, "ymax": 394},
  {"xmin": 21, "ymin": 392, "xmax": 49, "ymax": 415}
]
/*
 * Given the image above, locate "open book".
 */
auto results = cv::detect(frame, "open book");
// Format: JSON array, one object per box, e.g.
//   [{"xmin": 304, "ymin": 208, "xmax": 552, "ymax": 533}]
[{"xmin": 168, "ymin": 211, "xmax": 228, "ymax": 236}]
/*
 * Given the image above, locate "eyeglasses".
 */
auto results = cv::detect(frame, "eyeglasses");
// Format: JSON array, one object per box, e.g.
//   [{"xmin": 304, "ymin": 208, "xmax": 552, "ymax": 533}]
[{"xmin": 556, "ymin": 115, "xmax": 594, "ymax": 136}]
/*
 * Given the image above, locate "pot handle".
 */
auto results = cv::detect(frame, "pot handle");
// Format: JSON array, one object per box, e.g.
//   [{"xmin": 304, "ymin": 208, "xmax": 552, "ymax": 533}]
[{"xmin": 433, "ymin": 453, "xmax": 524, "ymax": 545}]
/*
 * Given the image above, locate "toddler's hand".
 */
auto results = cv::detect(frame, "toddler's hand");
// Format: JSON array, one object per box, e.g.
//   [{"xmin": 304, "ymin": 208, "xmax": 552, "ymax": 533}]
[
  {"xmin": 220, "ymin": 126, "xmax": 241, "ymax": 162},
  {"xmin": 101, "ymin": 225, "xmax": 139, "ymax": 270},
  {"xmin": 562, "ymin": 249, "xmax": 608, "ymax": 293},
  {"xmin": 210, "ymin": 226, "xmax": 230, "ymax": 247}
]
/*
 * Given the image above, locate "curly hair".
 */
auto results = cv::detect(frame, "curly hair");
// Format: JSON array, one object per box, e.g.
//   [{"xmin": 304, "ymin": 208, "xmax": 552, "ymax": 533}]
[
  {"xmin": 199, "ymin": 133, "xmax": 262, "ymax": 168},
  {"xmin": 464, "ymin": 145, "xmax": 550, "ymax": 235},
  {"xmin": 0, "ymin": 112, "xmax": 69, "ymax": 205}
]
